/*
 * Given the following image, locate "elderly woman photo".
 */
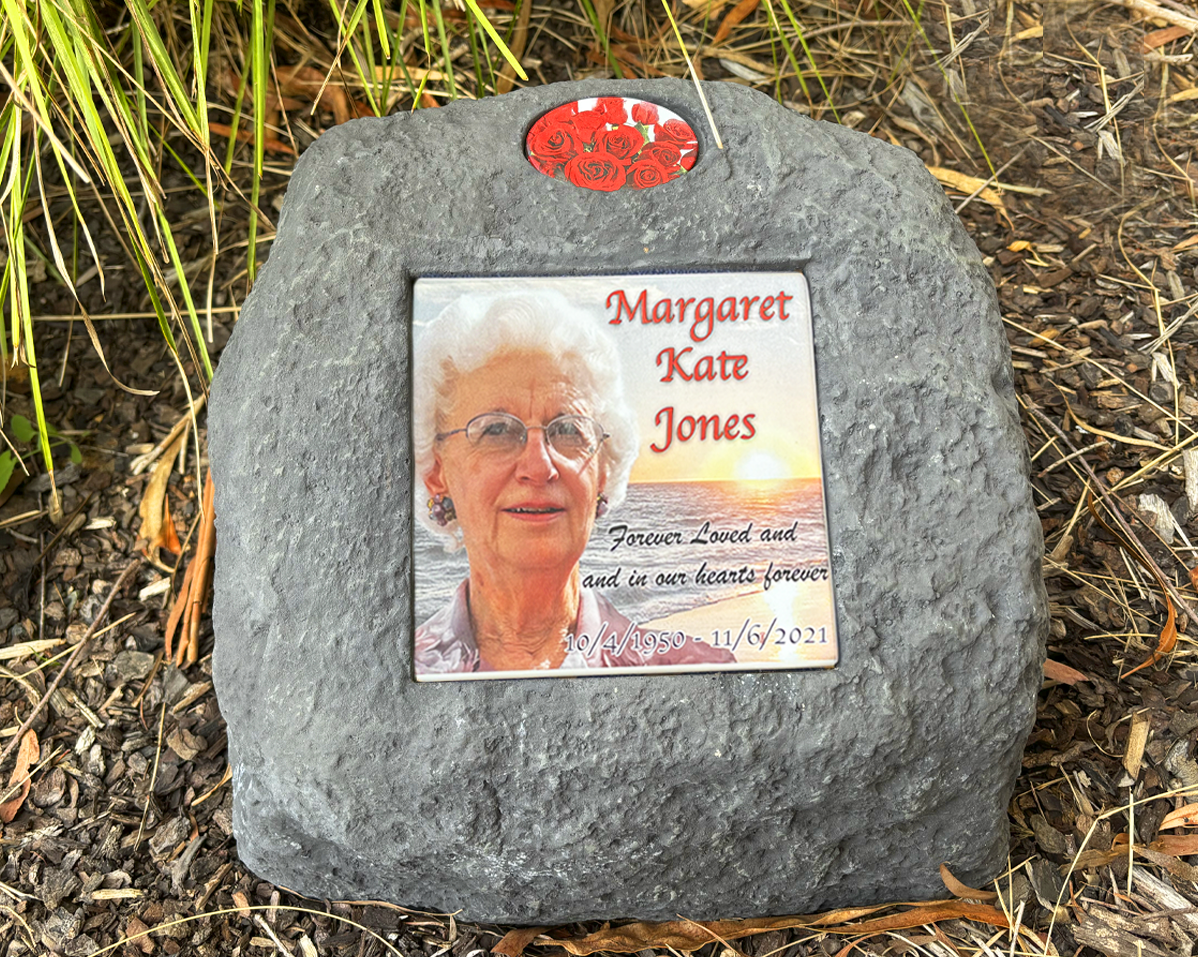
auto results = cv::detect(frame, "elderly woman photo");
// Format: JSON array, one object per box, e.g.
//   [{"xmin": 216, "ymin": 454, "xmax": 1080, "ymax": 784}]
[{"xmin": 412, "ymin": 291, "xmax": 734, "ymax": 676}]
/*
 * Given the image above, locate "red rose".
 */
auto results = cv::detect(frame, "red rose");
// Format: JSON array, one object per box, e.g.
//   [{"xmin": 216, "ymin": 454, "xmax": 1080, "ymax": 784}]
[
  {"xmin": 597, "ymin": 126, "xmax": 645, "ymax": 162},
  {"xmin": 595, "ymin": 96, "xmax": 628, "ymax": 125},
  {"xmin": 655, "ymin": 119, "xmax": 698, "ymax": 150},
  {"xmin": 528, "ymin": 153, "xmax": 561, "ymax": 177},
  {"xmin": 527, "ymin": 122, "xmax": 580, "ymax": 166},
  {"xmin": 563, "ymin": 151, "xmax": 628, "ymax": 191},
  {"xmin": 571, "ymin": 109, "xmax": 608, "ymax": 143},
  {"xmin": 680, "ymin": 150, "xmax": 697, "ymax": 171},
  {"xmin": 636, "ymin": 140, "xmax": 682, "ymax": 170},
  {"xmin": 628, "ymin": 158, "xmax": 673, "ymax": 189},
  {"xmin": 631, "ymin": 102, "xmax": 659, "ymax": 126},
  {"xmin": 531, "ymin": 102, "xmax": 577, "ymax": 133}
]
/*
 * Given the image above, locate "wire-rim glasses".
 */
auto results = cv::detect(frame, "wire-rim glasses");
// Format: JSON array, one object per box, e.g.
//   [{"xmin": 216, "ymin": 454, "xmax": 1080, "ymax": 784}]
[{"xmin": 436, "ymin": 412, "xmax": 608, "ymax": 460}]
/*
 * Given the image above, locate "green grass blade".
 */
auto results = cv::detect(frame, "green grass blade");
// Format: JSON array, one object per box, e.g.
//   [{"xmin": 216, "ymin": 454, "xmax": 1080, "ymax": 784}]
[
  {"xmin": 127, "ymin": 0, "xmax": 201, "ymax": 132},
  {"xmin": 430, "ymin": 0, "xmax": 457, "ymax": 99},
  {"xmin": 761, "ymin": 0, "xmax": 810, "ymax": 104},
  {"xmin": 462, "ymin": 0, "xmax": 528, "ymax": 80},
  {"xmin": 157, "ymin": 208, "xmax": 214, "ymax": 381},
  {"xmin": 577, "ymin": 0, "xmax": 620, "ymax": 79},
  {"xmin": 191, "ymin": 0, "xmax": 214, "ymax": 146},
  {"xmin": 4, "ymin": 125, "xmax": 54, "ymax": 485},
  {"xmin": 372, "ymin": 0, "xmax": 391, "ymax": 61},
  {"xmin": 415, "ymin": 0, "xmax": 432, "ymax": 74},
  {"xmin": 898, "ymin": 0, "xmax": 994, "ymax": 176},
  {"xmin": 774, "ymin": 0, "xmax": 838, "ymax": 120},
  {"xmin": 248, "ymin": 0, "xmax": 267, "ymax": 281},
  {"xmin": 224, "ymin": 66, "xmax": 250, "ymax": 174}
]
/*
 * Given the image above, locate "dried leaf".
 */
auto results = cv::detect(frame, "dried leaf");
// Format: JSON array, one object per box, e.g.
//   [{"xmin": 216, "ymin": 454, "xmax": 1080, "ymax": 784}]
[
  {"xmin": 1152, "ymin": 833, "xmax": 1198, "ymax": 856},
  {"xmin": 1168, "ymin": 88, "xmax": 1198, "ymax": 103},
  {"xmin": 1043, "ymin": 659, "xmax": 1088, "ymax": 684},
  {"xmin": 940, "ymin": 863, "xmax": 998, "ymax": 901},
  {"xmin": 1123, "ymin": 710, "xmax": 1150, "ymax": 778},
  {"xmin": 0, "ymin": 730, "xmax": 40, "ymax": 823},
  {"xmin": 1141, "ymin": 25, "xmax": 1190, "ymax": 49},
  {"xmin": 713, "ymin": 0, "xmax": 760, "ymax": 45},
  {"xmin": 928, "ymin": 167, "xmax": 1006, "ymax": 212},
  {"xmin": 544, "ymin": 903, "xmax": 1012, "ymax": 955},
  {"xmin": 1159, "ymin": 802, "xmax": 1198, "ymax": 830},
  {"xmin": 1175, "ymin": 233, "xmax": 1198, "ymax": 252},
  {"xmin": 492, "ymin": 927, "xmax": 550, "ymax": 957},
  {"xmin": 137, "ymin": 434, "xmax": 185, "ymax": 558},
  {"xmin": 1007, "ymin": 240, "xmax": 1032, "ymax": 252}
]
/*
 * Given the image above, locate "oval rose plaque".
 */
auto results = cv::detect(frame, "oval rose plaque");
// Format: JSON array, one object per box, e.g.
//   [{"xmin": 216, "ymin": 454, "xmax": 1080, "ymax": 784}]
[{"xmin": 526, "ymin": 97, "xmax": 698, "ymax": 192}]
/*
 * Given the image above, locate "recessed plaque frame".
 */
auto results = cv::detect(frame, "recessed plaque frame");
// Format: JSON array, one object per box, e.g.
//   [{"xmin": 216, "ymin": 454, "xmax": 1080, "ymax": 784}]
[{"xmin": 411, "ymin": 272, "xmax": 838, "ymax": 681}]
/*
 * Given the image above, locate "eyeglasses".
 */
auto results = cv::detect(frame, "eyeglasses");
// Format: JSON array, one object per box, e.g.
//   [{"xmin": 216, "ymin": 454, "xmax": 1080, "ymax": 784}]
[{"xmin": 436, "ymin": 412, "xmax": 608, "ymax": 460}]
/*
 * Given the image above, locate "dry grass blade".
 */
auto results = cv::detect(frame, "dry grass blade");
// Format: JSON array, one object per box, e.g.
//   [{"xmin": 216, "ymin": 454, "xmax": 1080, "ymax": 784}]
[
  {"xmin": 1084, "ymin": 490, "xmax": 1179, "ymax": 678},
  {"xmin": 1117, "ymin": 0, "xmax": 1198, "ymax": 31}
]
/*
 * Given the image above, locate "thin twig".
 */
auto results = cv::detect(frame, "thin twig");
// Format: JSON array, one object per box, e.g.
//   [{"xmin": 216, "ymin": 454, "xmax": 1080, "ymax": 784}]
[{"xmin": 0, "ymin": 559, "xmax": 141, "ymax": 773}]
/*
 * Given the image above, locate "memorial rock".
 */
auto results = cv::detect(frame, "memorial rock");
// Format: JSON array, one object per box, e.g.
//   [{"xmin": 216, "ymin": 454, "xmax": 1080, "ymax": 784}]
[{"xmin": 209, "ymin": 78, "xmax": 1047, "ymax": 922}]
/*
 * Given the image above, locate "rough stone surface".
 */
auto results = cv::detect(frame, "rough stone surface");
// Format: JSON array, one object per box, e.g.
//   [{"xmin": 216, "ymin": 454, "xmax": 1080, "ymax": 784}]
[{"xmin": 209, "ymin": 79, "xmax": 1047, "ymax": 923}]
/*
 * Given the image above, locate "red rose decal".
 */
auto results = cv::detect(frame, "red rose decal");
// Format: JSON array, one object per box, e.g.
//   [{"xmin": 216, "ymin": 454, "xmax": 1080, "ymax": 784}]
[
  {"xmin": 527, "ymin": 153, "xmax": 559, "ymax": 176},
  {"xmin": 595, "ymin": 96, "xmax": 628, "ymax": 126},
  {"xmin": 631, "ymin": 102, "xmax": 659, "ymax": 126},
  {"xmin": 526, "ymin": 98, "xmax": 696, "ymax": 191},
  {"xmin": 655, "ymin": 119, "xmax": 698, "ymax": 150},
  {"xmin": 597, "ymin": 126, "xmax": 645, "ymax": 162},
  {"xmin": 564, "ymin": 152, "xmax": 628, "ymax": 192},
  {"xmin": 527, "ymin": 122, "xmax": 579, "ymax": 166},
  {"xmin": 637, "ymin": 140, "xmax": 682, "ymax": 170},
  {"xmin": 628, "ymin": 159, "xmax": 673, "ymax": 189},
  {"xmin": 571, "ymin": 109, "xmax": 608, "ymax": 142}
]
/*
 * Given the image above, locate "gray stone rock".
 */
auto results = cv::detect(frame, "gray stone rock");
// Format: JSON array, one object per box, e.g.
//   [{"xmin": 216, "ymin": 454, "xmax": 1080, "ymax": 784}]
[{"xmin": 210, "ymin": 79, "xmax": 1047, "ymax": 922}]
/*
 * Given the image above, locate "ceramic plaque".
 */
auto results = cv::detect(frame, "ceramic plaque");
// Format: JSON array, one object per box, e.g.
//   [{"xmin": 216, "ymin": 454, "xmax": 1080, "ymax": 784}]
[{"xmin": 411, "ymin": 272, "xmax": 837, "ymax": 681}]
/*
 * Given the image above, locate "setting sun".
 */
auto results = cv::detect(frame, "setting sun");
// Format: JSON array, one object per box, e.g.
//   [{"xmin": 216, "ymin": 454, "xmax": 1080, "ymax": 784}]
[{"xmin": 734, "ymin": 451, "xmax": 790, "ymax": 482}]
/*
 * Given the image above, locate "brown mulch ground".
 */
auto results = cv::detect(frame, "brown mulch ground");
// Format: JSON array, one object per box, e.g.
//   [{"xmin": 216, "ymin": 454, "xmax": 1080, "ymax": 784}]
[{"xmin": 3, "ymin": 2, "xmax": 1198, "ymax": 955}]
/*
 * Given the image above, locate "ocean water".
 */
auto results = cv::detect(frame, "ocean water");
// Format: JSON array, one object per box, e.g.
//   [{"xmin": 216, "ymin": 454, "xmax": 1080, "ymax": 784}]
[{"xmin": 413, "ymin": 478, "xmax": 829, "ymax": 626}]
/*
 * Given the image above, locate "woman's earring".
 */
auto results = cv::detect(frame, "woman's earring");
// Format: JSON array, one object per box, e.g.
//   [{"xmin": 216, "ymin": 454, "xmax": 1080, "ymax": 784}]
[
  {"xmin": 429, "ymin": 494, "xmax": 456, "ymax": 526},
  {"xmin": 595, "ymin": 493, "xmax": 609, "ymax": 518}
]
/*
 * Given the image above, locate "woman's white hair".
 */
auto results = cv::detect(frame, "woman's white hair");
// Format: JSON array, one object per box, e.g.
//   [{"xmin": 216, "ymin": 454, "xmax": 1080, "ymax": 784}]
[{"xmin": 413, "ymin": 290, "xmax": 639, "ymax": 551}]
